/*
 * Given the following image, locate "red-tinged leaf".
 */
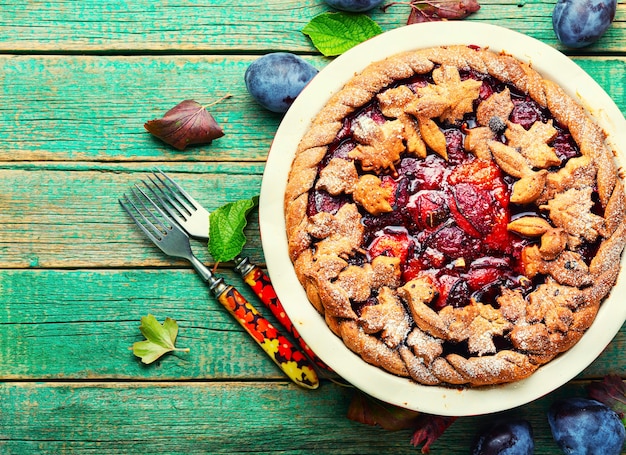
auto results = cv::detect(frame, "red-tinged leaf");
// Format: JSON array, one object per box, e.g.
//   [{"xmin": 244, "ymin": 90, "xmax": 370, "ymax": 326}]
[
  {"xmin": 406, "ymin": 0, "xmax": 480, "ymax": 24},
  {"xmin": 410, "ymin": 414, "xmax": 457, "ymax": 453},
  {"xmin": 434, "ymin": 0, "xmax": 480, "ymax": 18},
  {"xmin": 588, "ymin": 374, "xmax": 626, "ymax": 418},
  {"xmin": 347, "ymin": 391, "xmax": 456, "ymax": 453},
  {"xmin": 144, "ymin": 99, "xmax": 226, "ymax": 150},
  {"xmin": 347, "ymin": 390, "xmax": 421, "ymax": 431},
  {"xmin": 408, "ymin": 4, "xmax": 440, "ymax": 23}
]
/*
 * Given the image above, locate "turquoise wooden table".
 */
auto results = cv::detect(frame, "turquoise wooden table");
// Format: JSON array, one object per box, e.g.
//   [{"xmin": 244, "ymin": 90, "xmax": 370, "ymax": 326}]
[{"xmin": 1, "ymin": 1, "xmax": 625, "ymax": 453}]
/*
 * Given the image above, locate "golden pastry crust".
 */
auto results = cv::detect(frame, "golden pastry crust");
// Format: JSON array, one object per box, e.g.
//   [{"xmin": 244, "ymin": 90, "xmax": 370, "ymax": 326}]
[{"xmin": 284, "ymin": 46, "xmax": 626, "ymax": 387}]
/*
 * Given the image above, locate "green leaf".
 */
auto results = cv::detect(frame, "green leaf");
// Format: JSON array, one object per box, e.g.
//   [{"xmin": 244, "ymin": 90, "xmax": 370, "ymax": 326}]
[
  {"xmin": 208, "ymin": 196, "xmax": 259, "ymax": 263},
  {"xmin": 132, "ymin": 340, "xmax": 172, "ymax": 365},
  {"xmin": 132, "ymin": 314, "xmax": 189, "ymax": 364},
  {"xmin": 302, "ymin": 12, "xmax": 383, "ymax": 57}
]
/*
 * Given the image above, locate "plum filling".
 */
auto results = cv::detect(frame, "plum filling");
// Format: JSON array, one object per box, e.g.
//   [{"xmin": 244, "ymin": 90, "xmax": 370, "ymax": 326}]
[
  {"xmin": 362, "ymin": 153, "xmax": 532, "ymax": 310},
  {"xmin": 306, "ymin": 70, "xmax": 591, "ymax": 311}
]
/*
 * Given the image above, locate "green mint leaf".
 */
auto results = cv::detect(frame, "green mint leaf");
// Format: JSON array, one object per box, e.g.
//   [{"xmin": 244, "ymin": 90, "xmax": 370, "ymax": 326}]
[
  {"xmin": 132, "ymin": 314, "xmax": 189, "ymax": 364},
  {"xmin": 208, "ymin": 196, "xmax": 259, "ymax": 263},
  {"xmin": 302, "ymin": 12, "xmax": 383, "ymax": 57}
]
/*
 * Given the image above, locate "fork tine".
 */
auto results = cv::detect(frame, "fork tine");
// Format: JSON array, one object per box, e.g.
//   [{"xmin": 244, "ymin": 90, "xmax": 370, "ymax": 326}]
[
  {"xmin": 119, "ymin": 193, "xmax": 164, "ymax": 244},
  {"xmin": 119, "ymin": 176, "xmax": 321, "ymax": 389},
  {"xmin": 131, "ymin": 185, "xmax": 173, "ymax": 234},
  {"xmin": 154, "ymin": 169, "xmax": 203, "ymax": 212},
  {"xmin": 121, "ymin": 183, "xmax": 195, "ymax": 262},
  {"xmin": 142, "ymin": 176, "xmax": 189, "ymax": 225}
]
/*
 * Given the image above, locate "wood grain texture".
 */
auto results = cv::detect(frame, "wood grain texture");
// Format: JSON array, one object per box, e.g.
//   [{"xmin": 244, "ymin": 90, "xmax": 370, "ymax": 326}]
[
  {"xmin": 0, "ymin": 380, "xmax": 597, "ymax": 454},
  {"xmin": 0, "ymin": 0, "xmax": 624, "ymax": 53},
  {"xmin": 0, "ymin": 269, "xmax": 282, "ymax": 380},
  {"xmin": 1, "ymin": 1, "xmax": 626, "ymax": 453},
  {"xmin": 0, "ymin": 55, "xmax": 287, "ymax": 162},
  {"xmin": 0, "ymin": 56, "xmax": 624, "ymax": 163},
  {"xmin": 1, "ymin": 268, "xmax": 623, "ymax": 381},
  {"xmin": 0, "ymin": 165, "xmax": 263, "ymax": 267},
  {"xmin": 0, "ymin": 268, "xmax": 288, "ymax": 380}
]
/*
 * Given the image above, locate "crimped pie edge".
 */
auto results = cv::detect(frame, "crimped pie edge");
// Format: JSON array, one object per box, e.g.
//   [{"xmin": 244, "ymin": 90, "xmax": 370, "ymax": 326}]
[{"xmin": 284, "ymin": 45, "xmax": 626, "ymax": 387}]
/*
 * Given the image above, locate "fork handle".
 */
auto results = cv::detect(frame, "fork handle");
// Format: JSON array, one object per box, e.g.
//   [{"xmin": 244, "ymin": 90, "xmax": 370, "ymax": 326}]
[
  {"xmin": 215, "ymin": 285, "xmax": 319, "ymax": 390},
  {"xmin": 235, "ymin": 258, "xmax": 331, "ymax": 372}
]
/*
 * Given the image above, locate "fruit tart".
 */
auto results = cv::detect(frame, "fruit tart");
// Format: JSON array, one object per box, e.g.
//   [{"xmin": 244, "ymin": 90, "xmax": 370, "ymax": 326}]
[{"xmin": 284, "ymin": 45, "xmax": 626, "ymax": 387}]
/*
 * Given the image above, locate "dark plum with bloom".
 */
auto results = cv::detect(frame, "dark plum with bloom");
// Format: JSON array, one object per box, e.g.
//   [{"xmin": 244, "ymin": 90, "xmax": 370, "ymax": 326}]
[
  {"xmin": 471, "ymin": 419, "xmax": 534, "ymax": 455},
  {"xmin": 245, "ymin": 53, "xmax": 318, "ymax": 113},
  {"xmin": 548, "ymin": 397, "xmax": 625, "ymax": 455},
  {"xmin": 552, "ymin": 0, "xmax": 616, "ymax": 48},
  {"xmin": 325, "ymin": 0, "xmax": 384, "ymax": 12}
]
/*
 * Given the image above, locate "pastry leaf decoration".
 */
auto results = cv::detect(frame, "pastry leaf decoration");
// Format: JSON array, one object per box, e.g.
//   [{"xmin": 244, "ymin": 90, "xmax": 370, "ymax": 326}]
[
  {"xmin": 411, "ymin": 65, "xmax": 483, "ymax": 124},
  {"xmin": 132, "ymin": 314, "xmax": 189, "ymax": 364},
  {"xmin": 208, "ymin": 196, "xmax": 259, "ymax": 264},
  {"xmin": 302, "ymin": 12, "xmax": 383, "ymax": 57},
  {"xmin": 144, "ymin": 97, "xmax": 230, "ymax": 150}
]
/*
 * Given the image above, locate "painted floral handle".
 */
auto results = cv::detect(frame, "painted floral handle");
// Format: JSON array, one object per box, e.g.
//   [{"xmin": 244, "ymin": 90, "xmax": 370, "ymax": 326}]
[
  {"xmin": 234, "ymin": 257, "xmax": 331, "ymax": 371},
  {"xmin": 216, "ymin": 285, "xmax": 319, "ymax": 389}
]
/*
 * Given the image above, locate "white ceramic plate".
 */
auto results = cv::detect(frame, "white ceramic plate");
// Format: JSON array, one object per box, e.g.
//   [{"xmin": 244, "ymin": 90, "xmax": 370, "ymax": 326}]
[{"xmin": 259, "ymin": 22, "xmax": 626, "ymax": 416}]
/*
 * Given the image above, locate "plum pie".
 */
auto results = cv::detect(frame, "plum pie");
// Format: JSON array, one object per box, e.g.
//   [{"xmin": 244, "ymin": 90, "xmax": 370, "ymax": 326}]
[{"xmin": 284, "ymin": 45, "xmax": 626, "ymax": 387}]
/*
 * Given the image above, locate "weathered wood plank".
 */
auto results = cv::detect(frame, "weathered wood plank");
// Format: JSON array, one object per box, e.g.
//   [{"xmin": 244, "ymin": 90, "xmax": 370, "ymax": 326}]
[
  {"xmin": 0, "ymin": 55, "xmax": 288, "ymax": 162},
  {"xmin": 0, "ymin": 268, "xmax": 623, "ymax": 381},
  {"xmin": 1, "ymin": 56, "xmax": 624, "ymax": 163},
  {"xmin": 0, "ymin": 380, "xmax": 603, "ymax": 454},
  {"xmin": 0, "ymin": 0, "xmax": 624, "ymax": 53},
  {"xmin": 0, "ymin": 165, "xmax": 264, "ymax": 268},
  {"xmin": 0, "ymin": 268, "xmax": 298, "ymax": 380},
  {"xmin": 0, "ymin": 0, "xmax": 623, "ymax": 452}
]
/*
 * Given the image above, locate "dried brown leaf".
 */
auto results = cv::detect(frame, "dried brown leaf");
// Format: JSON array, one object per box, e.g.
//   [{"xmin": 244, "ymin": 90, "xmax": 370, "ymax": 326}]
[
  {"xmin": 410, "ymin": 414, "xmax": 457, "ymax": 453},
  {"xmin": 144, "ymin": 98, "xmax": 228, "ymax": 150},
  {"xmin": 588, "ymin": 374, "xmax": 626, "ymax": 419},
  {"xmin": 406, "ymin": 0, "xmax": 480, "ymax": 24},
  {"xmin": 347, "ymin": 390, "xmax": 421, "ymax": 431},
  {"xmin": 347, "ymin": 390, "xmax": 456, "ymax": 453}
]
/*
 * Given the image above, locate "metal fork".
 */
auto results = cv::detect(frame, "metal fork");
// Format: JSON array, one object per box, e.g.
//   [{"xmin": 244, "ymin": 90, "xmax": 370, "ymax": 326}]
[
  {"xmin": 119, "ymin": 185, "xmax": 319, "ymax": 389},
  {"xmin": 142, "ymin": 169, "xmax": 330, "ymax": 371}
]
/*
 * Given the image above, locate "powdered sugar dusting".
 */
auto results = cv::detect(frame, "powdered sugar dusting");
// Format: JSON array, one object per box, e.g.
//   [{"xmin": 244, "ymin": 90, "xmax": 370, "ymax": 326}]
[{"xmin": 286, "ymin": 45, "xmax": 626, "ymax": 388}]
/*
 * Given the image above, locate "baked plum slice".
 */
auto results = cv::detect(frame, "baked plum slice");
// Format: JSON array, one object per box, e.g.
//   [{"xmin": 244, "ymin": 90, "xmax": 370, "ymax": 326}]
[{"xmin": 405, "ymin": 190, "xmax": 449, "ymax": 231}]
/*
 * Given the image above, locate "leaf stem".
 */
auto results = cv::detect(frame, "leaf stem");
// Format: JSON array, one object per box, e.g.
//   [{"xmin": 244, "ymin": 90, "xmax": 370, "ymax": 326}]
[
  {"xmin": 381, "ymin": 0, "xmax": 412, "ymax": 11},
  {"xmin": 204, "ymin": 94, "xmax": 233, "ymax": 109},
  {"xmin": 382, "ymin": 0, "xmax": 469, "ymax": 14}
]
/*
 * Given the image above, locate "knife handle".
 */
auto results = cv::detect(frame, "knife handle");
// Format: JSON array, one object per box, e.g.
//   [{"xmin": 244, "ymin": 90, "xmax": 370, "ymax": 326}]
[
  {"xmin": 216, "ymin": 285, "xmax": 319, "ymax": 389},
  {"xmin": 235, "ymin": 257, "xmax": 331, "ymax": 371}
]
